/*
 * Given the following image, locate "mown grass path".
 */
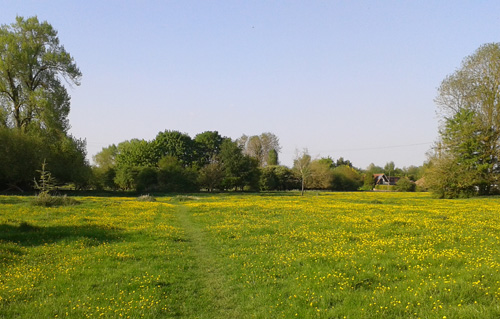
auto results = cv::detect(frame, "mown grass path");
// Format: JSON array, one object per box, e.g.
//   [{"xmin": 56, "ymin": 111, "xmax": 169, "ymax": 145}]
[{"xmin": 171, "ymin": 203, "xmax": 240, "ymax": 318}]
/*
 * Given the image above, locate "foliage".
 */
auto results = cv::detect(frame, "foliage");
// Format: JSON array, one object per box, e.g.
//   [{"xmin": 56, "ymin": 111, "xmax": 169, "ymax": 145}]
[
  {"xmin": 0, "ymin": 17, "xmax": 89, "ymax": 190},
  {"xmin": 32, "ymin": 161, "xmax": 78, "ymax": 206},
  {"xmin": 114, "ymin": 165, "xmax": 140, "ymax": 191},
  {"xmin": 309, "ymin": 159, "xmax": 333, "ymax": 189},
  {"xmin": 259, "ymin": 165, "xmax": 296, "ymax": 191},
  {"xmin": 198, "ymin": 159, "xmax": 224, "ymax": 192},
  {"xmin": 136, "ymin": 167, "xmax": 158, "ymax": 192},
  {"xmin": 0, "ymin": 128, "xmax": 44, "ymax": 190},
  {"xmin": 360, "ymin": 173, "xmax": 375, "ymax": 191},
  {"xmin": 238, "ymin": 132, "xmax": 281, "ymax": 167},
  {"xmin": 220, "ymin": 139, "xmax": 260, "ymax": 191},
  {"xmin": 93, "ymin": 144, "xmax": 117, "ymax": 170},
  {"xmin": 157, "ymin": 156, "xmax": 198, "ymax": 192},
  {"xmin": 115, "ymin": 139, "xmax": 157, "ymax": 169},
  {"xmin": 194, "ymin": 131, "xmax": 225, "ymax": 167},
  {"xmin": 331, "ymin": 165, "xmax": 363, "ymax": 191},
  {"xmin": 366, "ymin": 163, "xmax": 384, "ymax": 174},
  {"xmin": 136, "ymin": 194, "xmax": 156, "ymax": 202},
  {"xmin": 428, "ymin": 43, "xmax": 500, "ymax": 198},
  {"xmin": 335, "ymin": 157, "xmax": 353, "ymax": 168},
  {"xmin": 402, "ymin": 165, "xmax": 423, "ymax": 181},
  {"xmin": 394, "ymin": 177, "xmax": 416, "ymax": 192},
  {"xmin": 33, "ymin": 160, "xmax": 55, "ymax": 195},
  {"xmin": 153, "ymin": 130, "xmax": 196, "ymax": 166},
  {"xmin": 293, "ymin": 149, "xmax": 311, "ymax": 195},
  {"xmin": 32, "ymin": 193, "xmax": 79, "ymax": 207},
  {"xmin": 267, "ymin": 149, "xmax": 279, "ymax": 166},
  {"xmin": 0, "ymin": 16, "xmax": 81, "ymax": 132},
  {"xmin": 374, "ymin": 184, "xmax": 395, "ymax": 191}
]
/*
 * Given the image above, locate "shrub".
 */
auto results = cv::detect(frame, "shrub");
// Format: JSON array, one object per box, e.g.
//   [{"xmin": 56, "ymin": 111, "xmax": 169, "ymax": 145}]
[
  {"xmin": 374, "ymin": 185, "xmax": 395, "ymax": 191},
  {"xmin": 395, "ymin": 177, "xmax": 416, "ymax": 192},
  {"xmin": 137, "ymin": 194, "xmax": 157, "ymax": 202},
  {"xmin": 32, "ymin": 161, "xmax": 79, "ymax": 207},
  {"xmin": 32, "ymin": 193, "xmax": 79, "ymax": 207}
]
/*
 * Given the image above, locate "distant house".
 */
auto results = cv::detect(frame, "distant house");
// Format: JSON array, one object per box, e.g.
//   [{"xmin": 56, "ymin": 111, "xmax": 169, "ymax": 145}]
[{"xmin": 374, "ymin": 174, "xmax": 400, "ymax": 186}]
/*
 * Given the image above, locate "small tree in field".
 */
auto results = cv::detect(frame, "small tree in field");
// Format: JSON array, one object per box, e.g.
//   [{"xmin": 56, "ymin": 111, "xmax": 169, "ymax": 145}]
[
  {"xmin": 293, "ymin": 149, "xmax": 311, "ymax": 196},
  {"xmin": 32, "ymin": 160, "xmax": 78, "ymax": 207},
  {"xmin": 34, "ymin": 160, "xmax": 55, "ymax": 196}
]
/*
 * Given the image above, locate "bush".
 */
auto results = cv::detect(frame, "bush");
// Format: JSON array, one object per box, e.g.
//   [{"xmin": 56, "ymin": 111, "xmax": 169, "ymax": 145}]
[
  {"xmin": 331, "ymin": 166, "xmax": 363, "ymax": 191},
  {"xmin": 136, "ymin": 167, "xmax": 158, "ymax": 192},
  {"xmin": 374, "ymin": 185, "xmax": 395, "ymax": 191},
  {"xmin": 137, "ymin": 194, "xmax": 157, "ymax": 202},
  {"xmin": 395, "ymin": 177, "xmax": 416, "ymax": 192},
  {"xmin": 32, "ymin": 193, "xmax": 79, "ymax": 207}
]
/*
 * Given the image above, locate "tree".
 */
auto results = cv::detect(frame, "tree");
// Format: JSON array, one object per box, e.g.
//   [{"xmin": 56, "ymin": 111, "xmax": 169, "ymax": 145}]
[
  {"xmin": 309, "ymin": 159, "xmax": 333, "ymax": 189},
  {"xmin": 93, "ymin": 145, "xmax": 118, "ymax": 170},
  {"xmin": 157, "ymin": 156, "xmax": 198, "ymax": 192},
  {"xmin": 427, "ymin": 43, "xmax": 500, "ymax": 197},
  {"xmin": 331, "ymin": 166, "xmax": 363, "ymax": 191},
  {"xmin": 267, "ymin": 149, "xmax": 279, "ymax": 166},
  {"xmin": 0, "ymin": 127, "xmax": 45, "ymax": 190},
  {"xmin": 0, "ymin": 16, "xmax": 81, "ymax": 133},
  {"xmin": 402, "ymin": 165, "xmax": 422, "ymax": 181},
  {"xmin": 0, "ymin": 17, "xmax": 89, "ymax": 190},
  {"xmin": 360, "ymin": 173, "xmax": 375, "ymax": 191},
  {"xmin": 335, "ymin": 157, "xmax": 352, "ymax": 168},
  {"xmin": 194, "ymin": 131, "xmax": 225, "ymax": 167},
  {"xmin": 366, "ymin": 163, "xmax": 384, "ymax": 174},
  {"xmin": 153, "ymin": 130, "xmax": 195, "ymax": 166},
  {"xmin": 384, "ymin": 161, "xmax": 395, "ymax": 177},
  {"xmin": 395, "ymin": 177, "xmax": 416, "ymax": 192},
  {"xmin": 115, "ymin": 139, "xmax": 156, "ymax": 168},
  {"xmin": 198, "ymin": 159, "xmax": 224, "ymax": 192},
  {"xmin": 293, "ymin": 149, "xmax": 311, "ymax": 195},
  {"xmin": 220, "ymin": 139, "xmax": 260, "ymax": 191},
  {"xmin": 238, "ymin": 132, "xmax": 281, "ymax": 167}
]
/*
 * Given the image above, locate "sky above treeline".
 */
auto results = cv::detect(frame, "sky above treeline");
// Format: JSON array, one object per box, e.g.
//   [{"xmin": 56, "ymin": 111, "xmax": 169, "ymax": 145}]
[{"xmin": 2, "ymin": 1, "xmax": 500, "ymax": 169}]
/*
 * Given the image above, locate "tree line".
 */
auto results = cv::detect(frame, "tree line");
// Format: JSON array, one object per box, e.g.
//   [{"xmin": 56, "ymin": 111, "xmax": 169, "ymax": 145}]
[
  {"xmin": 2, "ymin": 16, "xmax": 499, "ymax": 198},
  {"xmin": 91, "ymin": 131, "xmax": 422, "ymax": 193}
]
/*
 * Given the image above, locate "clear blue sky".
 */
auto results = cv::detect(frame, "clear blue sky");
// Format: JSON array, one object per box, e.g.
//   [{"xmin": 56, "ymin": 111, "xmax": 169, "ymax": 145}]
[{"xmin": 2, "ymin": 1, "xmax": 500, "ymax": 169}]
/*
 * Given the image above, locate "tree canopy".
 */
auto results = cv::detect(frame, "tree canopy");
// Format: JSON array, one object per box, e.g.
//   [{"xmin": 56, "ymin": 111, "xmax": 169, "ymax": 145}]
[
  {"xmin": 0, "ymin": 16, "xmax": 81, "ymax": 133},
  {"xmin": 0, "ymin": 16, "xmax": 88, "ymax": 190},
  {"xmin": 426, "ymin": 43, "xmax": 500, "ymax": 197}
]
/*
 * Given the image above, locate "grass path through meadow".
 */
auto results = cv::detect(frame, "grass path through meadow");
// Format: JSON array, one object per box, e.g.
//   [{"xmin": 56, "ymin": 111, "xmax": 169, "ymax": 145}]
[{"xmin": 172, "ymin": 202, "xmax": 240, "ymax": 318}]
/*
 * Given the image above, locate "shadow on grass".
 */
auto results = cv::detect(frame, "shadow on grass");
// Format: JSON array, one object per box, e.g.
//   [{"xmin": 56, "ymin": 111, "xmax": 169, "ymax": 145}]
[
  {"xmin": 0, "ymin": 223, "xmax": 123, "ymax": 247},
  {"xmin": 0, "ymin": 197, "xmax": 30, "ymax": 205}
]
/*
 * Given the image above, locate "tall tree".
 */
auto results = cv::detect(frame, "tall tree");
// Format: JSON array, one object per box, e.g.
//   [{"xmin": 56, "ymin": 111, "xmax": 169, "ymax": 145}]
[
  {"xmin": 220, "ymin": 139, "xmax": 260, "ymax": 191},
  {"xmin": 194, "ymin": 131, "xmax": 225, "ymax": 167},
  {"xmin": 114, "ymin": 139, "xmax": 157, "ymax": 168},
  {"xmin": 0, "ymin": 16, "xmax": 88, "ymax": 190},
  {"xmin": 238, "ymin": 132, "xmax": 281, "ymax": 167},
  {"xmin": 267, "ymin": 149, "xmax": 279, "ymax": 166},
  {"xmin": 153, "ymin": 130, "xmax": 195, "ymax": 166},
  {"xmin": 0, "ymin": 16, "xmax": 81, "ymax": 133},
  {"xmin": 309, "ymin": 159, "xmax": 333, "ymax": 189},
  {"xmin": 93, "ymin": 144, "xmax": 118, "ymax": 170},
  {"xmin": 427, "ymin": 43, "xmax": 500, "ymax": 197}
]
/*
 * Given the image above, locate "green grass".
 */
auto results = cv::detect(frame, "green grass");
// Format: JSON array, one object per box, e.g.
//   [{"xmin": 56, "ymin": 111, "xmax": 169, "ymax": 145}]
[{"xmin": 1, "ymin": 193, "xmax": 500, "ymax": 318}]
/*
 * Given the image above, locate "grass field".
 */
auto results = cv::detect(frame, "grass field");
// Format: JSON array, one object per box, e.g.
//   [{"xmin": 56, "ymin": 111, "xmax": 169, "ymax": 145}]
[{"xmin": 1, "ymin": 192, "xmax": 500, "ymax": 318}]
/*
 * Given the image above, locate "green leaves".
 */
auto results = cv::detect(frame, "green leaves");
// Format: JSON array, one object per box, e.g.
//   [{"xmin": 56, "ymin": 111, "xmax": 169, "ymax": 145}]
[
  {"xmin": 0, "ymin": 16, "xmax": 81, "ymax": 132},
  {"xmin": 429, "ymin": 43, "xmax": 500, "ymax": 197}
]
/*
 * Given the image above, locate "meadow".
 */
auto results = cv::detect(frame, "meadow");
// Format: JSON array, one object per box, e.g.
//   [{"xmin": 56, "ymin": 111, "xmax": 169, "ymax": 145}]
[{"xmin": 1, "ymin": 192, "xmax": 500, "ymax": 318}]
